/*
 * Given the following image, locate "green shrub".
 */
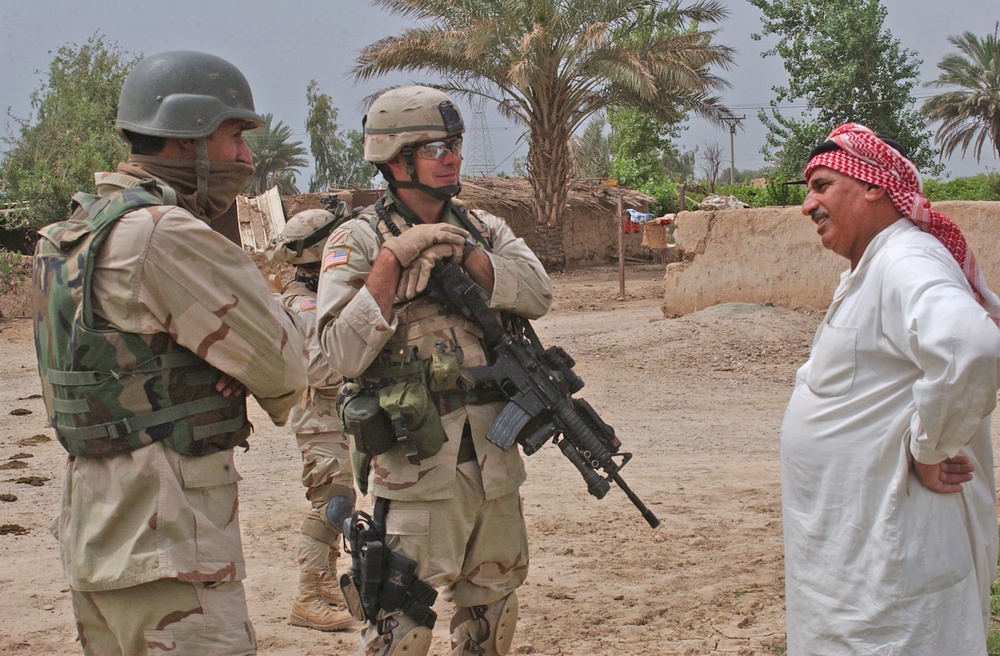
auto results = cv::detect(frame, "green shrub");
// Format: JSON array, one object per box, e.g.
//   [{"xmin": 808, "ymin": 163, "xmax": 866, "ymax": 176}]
[
  {"xmin": 924, "ymin": 174, "xmax": 1000, "ymax": 202},
  {"xmin": 0, "ymin": 249, "xmax": 28, "ymax": 296},
  {"xmin": 711, "ymin": 177, "xmax": 806, "ymax": 208}
]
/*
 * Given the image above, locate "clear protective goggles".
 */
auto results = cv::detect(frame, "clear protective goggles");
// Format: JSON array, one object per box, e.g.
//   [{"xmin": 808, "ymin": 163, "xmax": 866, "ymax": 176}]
[{"xmin": 414, "ymin": 137, "xmax": 463, "ymax": 161}]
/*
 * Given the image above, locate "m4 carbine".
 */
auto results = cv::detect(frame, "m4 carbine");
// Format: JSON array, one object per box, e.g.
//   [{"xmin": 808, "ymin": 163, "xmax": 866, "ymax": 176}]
[{"xmin": 428, "ymin": 262, "xmax": 659, "ymax": 528}]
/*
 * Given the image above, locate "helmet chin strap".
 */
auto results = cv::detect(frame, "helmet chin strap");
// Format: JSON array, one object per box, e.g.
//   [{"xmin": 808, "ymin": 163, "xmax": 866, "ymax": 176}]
[
  {"xmin": 195, "ymin": 138, "xmax": 211, "ymax": 216},
  {"xmin": 386, "ymin": 147, "xmax": 462, "ymax": 201}
]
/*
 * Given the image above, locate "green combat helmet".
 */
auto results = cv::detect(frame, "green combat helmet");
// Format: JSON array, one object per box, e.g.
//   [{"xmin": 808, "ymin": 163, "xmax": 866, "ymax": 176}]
[
  {"xmin": 363, "ymin": 85, "xmax": 464, "ymax": 200},
  {"xmin": 116, "ymin": 50, "xmax": 263, "ymax": 139},
  {"xmin": 115, "ymin": 50, "xmax": 264, "ymax": 217}
]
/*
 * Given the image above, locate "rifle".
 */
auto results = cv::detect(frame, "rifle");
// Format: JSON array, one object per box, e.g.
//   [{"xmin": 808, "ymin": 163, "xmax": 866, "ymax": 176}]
[{"xmin": 427, "ymin": 262, "xmax": 660, "ymax": 528}]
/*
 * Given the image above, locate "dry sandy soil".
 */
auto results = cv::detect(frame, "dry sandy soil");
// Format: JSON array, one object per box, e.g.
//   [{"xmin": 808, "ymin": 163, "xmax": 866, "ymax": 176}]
[{"xmin": 0, "ymin": 263, "xmax": 823, "ymax": 655}]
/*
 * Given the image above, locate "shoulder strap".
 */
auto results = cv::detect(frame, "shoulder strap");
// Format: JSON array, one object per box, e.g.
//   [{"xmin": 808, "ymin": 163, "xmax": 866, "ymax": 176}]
[
  {"xmin": 44, "ymin": 180, "xmax": 171, "ymax": 253},
  {"xmin": 451, "ymin": 205, "xmax": 493, "ymax": 253}
]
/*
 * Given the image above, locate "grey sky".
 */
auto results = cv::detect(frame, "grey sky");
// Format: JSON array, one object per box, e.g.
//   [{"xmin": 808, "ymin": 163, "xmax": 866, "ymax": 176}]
[{"xmin": 2, "ymin": 0, "xmax": 998, "ymax": 183}]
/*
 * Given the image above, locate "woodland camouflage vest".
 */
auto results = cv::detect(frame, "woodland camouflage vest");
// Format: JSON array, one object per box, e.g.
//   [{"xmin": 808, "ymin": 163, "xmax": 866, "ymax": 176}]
[{"xmin": 33, "ymin": 180, "xmax": 251, "ymax": 458}]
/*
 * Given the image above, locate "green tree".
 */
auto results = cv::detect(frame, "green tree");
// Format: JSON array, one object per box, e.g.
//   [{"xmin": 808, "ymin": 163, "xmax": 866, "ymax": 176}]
[
  {"xmin": 608, "ymin": 107, "xmax": 673, "ymax": 186},
  {"xmin": 305, "ymin": 80, "xmax": 376, "ymax": 191},
  {"xmin": 661, "ymin": 143, "xmax": 698, "ymax": 184},
  {"xmin": 606, "ymin": 106, "xmax": 684, "ymax": 212},
  {"xmin": 0, "ymin": 33, "xmax": 137, "ymax": 230},
  {"xmin": 922, "ymin": 23, "xmax": 1000, "ymax": 164},
  {"xmin": 243, "ymin": 113, "xmax": 308, "ymax": 196},
  {"xmin": 353, "ymin": 0, "xmax": 734, "ymax": 269},
  {"xmin": 749, "ymin": 0, "xmax": 940, "ymax": 179},
  {"xmin": 572, "ymin": 114, "xmax": 611, "ymax": 179}
]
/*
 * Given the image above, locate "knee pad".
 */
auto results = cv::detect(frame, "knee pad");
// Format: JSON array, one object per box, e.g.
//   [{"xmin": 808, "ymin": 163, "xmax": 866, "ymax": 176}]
[
  {"xmin": 383, "ymin": 623, "xmax": 432, "ymax": 656},
  {"xmin": 450, "ymin": 592, "xmax": 518, "ymax": 656},
  {"xmin": 301, "ymin": 511, "xmax": 340, "ymax": 547}
]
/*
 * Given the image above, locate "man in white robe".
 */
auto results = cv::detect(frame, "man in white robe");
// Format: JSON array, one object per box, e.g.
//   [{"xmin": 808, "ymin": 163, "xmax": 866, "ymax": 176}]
[{"xmin": 780, "ymin": 123, "xmax": 1000, "ymax": 655}]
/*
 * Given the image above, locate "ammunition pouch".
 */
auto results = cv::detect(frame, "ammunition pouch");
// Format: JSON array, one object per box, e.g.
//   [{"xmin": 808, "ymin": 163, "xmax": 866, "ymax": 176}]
[
  {"xmin": 379, "ymin": 382, "xmax": 445, "ymax": 463},
  {"xmin": 338, "ymin": 378, "xmax": 446, "ymax": 465},
  {"xmin": 341, "ymin": 500, "xmax": 438, "ymax": 628}
]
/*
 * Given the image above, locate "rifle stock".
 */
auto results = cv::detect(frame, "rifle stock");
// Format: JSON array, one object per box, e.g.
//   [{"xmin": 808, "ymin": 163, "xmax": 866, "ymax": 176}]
[{"xmin": 428, "ymin": 262, "xmax": 660, "ymax": 528}]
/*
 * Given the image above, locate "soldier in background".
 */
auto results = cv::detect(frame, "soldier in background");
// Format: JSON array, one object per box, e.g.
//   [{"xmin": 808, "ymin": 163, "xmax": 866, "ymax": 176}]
[
  {"xmin": 32, "ymin": 51, "xmax": 305, "ymax": 656},
  {"xmin": 265, "ymin": 207, "xmax": 357, "ymax": 633}
]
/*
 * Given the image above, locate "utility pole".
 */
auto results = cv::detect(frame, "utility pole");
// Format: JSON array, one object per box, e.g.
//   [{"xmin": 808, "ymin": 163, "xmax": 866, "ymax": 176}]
[{"xmin": 721, "ymin": 114, "xmax": 745, "ymax": 185}]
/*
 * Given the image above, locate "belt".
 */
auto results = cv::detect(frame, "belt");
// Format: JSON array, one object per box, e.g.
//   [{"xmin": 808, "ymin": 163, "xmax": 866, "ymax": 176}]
[{"xmin": 432, "ymin": 387, "xmax": 507, "ymax": 417}]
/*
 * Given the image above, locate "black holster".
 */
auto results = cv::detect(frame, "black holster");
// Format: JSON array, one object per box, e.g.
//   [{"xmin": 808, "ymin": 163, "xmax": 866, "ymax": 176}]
[{"xmin": 340, "ymin": 498, "xmax": 438, "ymax": 629}]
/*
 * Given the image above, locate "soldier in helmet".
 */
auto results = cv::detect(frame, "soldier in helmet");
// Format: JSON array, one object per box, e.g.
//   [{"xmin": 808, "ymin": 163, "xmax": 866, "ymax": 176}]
[
  {"xmin": 32, "ymin": 51, "xmax": 306, "ymax": 655},
  {"xmin": 264, "ymin": 206, "xmax": 358, "ymax": 633},
  {"xmin": 315, "ymin": 85, "xmax": 552, "ymax": 656}
]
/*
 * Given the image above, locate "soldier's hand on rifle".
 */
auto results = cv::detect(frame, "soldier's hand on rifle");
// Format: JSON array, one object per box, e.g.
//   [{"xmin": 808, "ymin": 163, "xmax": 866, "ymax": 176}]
[
  {"xmin": 383, "ymin": 223, "xmax": 469, "ymax": 268},
  {"xmin": 396, "ymin": 243, "xmax": 463, "ymax": 300}
]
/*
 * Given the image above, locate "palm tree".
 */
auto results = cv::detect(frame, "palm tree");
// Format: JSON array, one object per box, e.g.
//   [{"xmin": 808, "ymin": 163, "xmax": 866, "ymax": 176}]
[
  {"xmin": 922, "ymin": 23, "xmax": 1000, "ymax": 164},
  {"xmin": 353, "ymin": 0, "xmax": 734, "ymax": 269},
  {"xmin": 243, "ymin": 113, "xmax": 308, "ymax": 196}
]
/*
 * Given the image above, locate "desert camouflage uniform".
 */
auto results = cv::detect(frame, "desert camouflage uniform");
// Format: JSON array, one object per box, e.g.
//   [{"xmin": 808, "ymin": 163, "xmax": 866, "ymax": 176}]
[
  {"xmin": 281, "ymin": 279, "xmax": 355, "ymax": 568},
  {"xmin": 33, "ymin": 171, "xmax": 306, "ymax": 654},
  {"xmin": 315, "ymin": 190, "xmax": 552, "ymax": 653}
]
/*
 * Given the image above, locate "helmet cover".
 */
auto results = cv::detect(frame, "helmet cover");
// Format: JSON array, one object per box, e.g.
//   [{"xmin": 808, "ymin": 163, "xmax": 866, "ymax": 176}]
[{"xmin": 363, "ymin": 85, "xmax": 464, "ymax": 163}]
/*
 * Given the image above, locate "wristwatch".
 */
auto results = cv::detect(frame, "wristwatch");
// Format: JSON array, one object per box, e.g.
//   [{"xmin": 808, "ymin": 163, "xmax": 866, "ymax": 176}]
[{"xmin": 461, "ymin": 238, "xmax": 477, "ymax": 264}]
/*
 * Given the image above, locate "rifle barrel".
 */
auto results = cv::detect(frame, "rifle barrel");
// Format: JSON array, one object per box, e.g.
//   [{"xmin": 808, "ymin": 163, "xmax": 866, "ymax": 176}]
[{"xmin": 612, "ymin": 472, "xmax": 660, "ymax": 528}]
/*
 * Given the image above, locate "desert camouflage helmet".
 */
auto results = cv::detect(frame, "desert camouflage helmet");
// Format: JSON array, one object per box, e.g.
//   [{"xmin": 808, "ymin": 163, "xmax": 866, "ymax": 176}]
[
  {"xmin": 363, "ymin": 86, "xmax": 464, "ymax": 164},
  {"xmin": 116, "ymin": 50, "xmax": 264, "ymax": 140},
  {"xmin": 265, "ymin": 208, "xmax": 343, "ymax": 265}
]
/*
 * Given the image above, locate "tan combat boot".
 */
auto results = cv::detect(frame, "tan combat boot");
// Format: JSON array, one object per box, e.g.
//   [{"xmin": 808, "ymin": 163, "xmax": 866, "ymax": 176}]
[
  {"xmin": 320, "ymin": 544, "xmax": 346, "ymax": 606},
  {"xmin": 289, "ymin": 571, "xmax": 355, "ymax": 632}
]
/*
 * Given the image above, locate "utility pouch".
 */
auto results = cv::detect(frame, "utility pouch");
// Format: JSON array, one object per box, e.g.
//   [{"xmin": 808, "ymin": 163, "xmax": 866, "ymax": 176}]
[
  {"xmin": 379, "ymin": 382, "xmax": 446, "ymax": 462},
  {"xmin": 379, "ymin": 551, "xmax": 438, "ymax": 629},
  {"xmin": 339, "ymin": 572, "xmax": 367, "ymax": 622},
  {"xmin": 339, "ymin": 382, "xmax": 397, "ymax": 456},
  {"xmin": 429, "ymin": 351, "xmax": 461, "ymax": 392},
  {"xmin": 378, "ymin": 550, "xmax": 418, "ymax": 611}
]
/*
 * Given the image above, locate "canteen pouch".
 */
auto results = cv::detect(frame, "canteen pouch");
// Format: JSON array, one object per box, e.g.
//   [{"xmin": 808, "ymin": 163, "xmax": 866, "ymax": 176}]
[
  {"xmin": 378, "ymin": 382, "xmax": 446, "ymax": 462},
  {"xmin": 339, "ymin": 383, "xmax": 397, "ymax": 456}
]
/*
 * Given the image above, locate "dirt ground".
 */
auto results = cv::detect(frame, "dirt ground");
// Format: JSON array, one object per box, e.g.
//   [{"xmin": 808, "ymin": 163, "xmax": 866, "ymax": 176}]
[{"xmin": 0, "ymin": 262, "xmax": 824, "ymax": 655}]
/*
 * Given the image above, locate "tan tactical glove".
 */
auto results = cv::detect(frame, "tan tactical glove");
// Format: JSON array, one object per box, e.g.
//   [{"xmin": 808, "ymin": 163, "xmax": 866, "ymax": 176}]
[
  {"xmin": 382, "ymin": 223, "xmax": 469, "ymax": 268},
  {"xmin": 396, "ymin": 243, "xmax": 463, "ymax": 301}
]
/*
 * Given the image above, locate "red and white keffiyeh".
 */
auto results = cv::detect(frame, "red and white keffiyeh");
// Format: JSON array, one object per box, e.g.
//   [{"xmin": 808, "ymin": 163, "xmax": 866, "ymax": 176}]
[{"xmin": 805, "ymin": 123, "xmax": 1000, "ymax": 321}]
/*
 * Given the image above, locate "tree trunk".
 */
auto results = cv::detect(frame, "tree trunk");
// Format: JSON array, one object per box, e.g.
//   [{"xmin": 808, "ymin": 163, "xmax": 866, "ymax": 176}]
[
  {"xmin": 526, "ymin": 116, "xmax": 571, "ymax": 272},
  {"xmin": 533, "ymin": 222, "xmax": 566, "ymax": 272}
]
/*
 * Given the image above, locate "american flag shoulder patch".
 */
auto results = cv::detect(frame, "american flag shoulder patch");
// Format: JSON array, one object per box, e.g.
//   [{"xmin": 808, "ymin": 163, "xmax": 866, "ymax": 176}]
[
  {"xmin": 299, "ymin": 298, "xmax": 317, "ymax": 312},
  {"xmin": 323, "ymin": 246, "xmax": 351, "ymax": 270}
]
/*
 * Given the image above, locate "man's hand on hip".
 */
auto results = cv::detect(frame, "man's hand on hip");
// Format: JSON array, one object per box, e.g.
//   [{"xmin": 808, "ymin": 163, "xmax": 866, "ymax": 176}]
[{"xmin": 913, "ymin": 455, "xmax": 974, "ymax": 494}]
